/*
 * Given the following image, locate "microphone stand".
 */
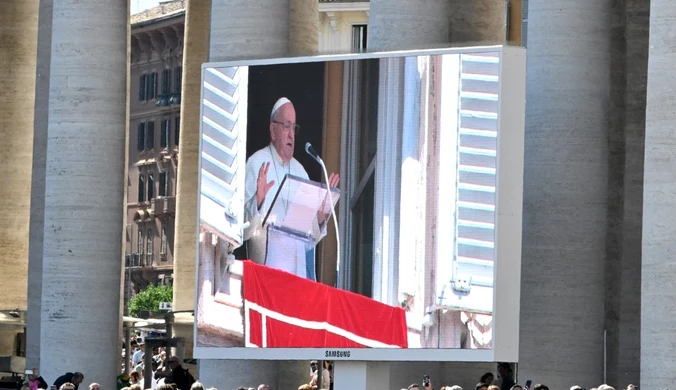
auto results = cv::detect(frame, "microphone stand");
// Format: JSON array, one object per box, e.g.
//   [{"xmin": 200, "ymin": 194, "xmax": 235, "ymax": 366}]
[{"xmin": 315, "ymin": 155, "xmax": 340, "ymax": 283}]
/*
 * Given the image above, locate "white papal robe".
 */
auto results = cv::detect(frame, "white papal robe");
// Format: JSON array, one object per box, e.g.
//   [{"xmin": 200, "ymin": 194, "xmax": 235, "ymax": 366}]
[{"xmin": 243, "ymin": 144, "xmax": 326, "ymax": 279}]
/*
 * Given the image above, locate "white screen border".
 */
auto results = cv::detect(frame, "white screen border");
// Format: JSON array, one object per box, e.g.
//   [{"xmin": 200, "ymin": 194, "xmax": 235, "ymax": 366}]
[{"xmin": 193, "ymin": 45, "xmax": 526, "ymax": 362}]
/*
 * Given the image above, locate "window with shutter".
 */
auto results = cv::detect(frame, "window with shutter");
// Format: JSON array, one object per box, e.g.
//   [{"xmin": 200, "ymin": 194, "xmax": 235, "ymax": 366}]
[
  {"xmin": 146, "ymin": 121, "xmax": 155, "ymax": 150},
  {"xmin": 139, "ymin": 74, "xmax": 147, "ymax": 101},
  {"xmin": 161, "ymin": 119, "xmax": 170, "ymax": 148},
  {"xmin": 147, "ymin": 228, "xmax": 153, "ymax": 266},
  {"xmin": 172, "ymin": 66, "xmax": 182, "ymax": 105},
  {"xmin": 174, "ymin": 66, "xmax": 182, "ymax": 94},
  {"xmin": 455, "ymin": 53, "xmax": 499, "ymax": 286},
  {"xmin": 436, "ymin": 52, "xmax": 501, "ymax": 314},
  {"xmin": 175, "ymin": 116, "xmax": 180, "ymax": 146},
  {"xmin": 452, "ymin": 53, "xmax": 500, "ymax": 288},
  {"xmin": 137, "ymin": 122, "xmax": 146, "ymax": 151},
  {"xmin": 138, "ymin": 175, "xmax": 145, "ymax": 203},
  {"xmin": 149, "ymin": 72, "xmax": 158, "ymax": 100},
  {"xmin": 159, "ymin": 172, "xmax": 167, "ymax": 197},
  {"xmin": 160, "ymin": 226, "xmax": 167, "ymax": 256},
  {"xmin": 162, "ymin": 69, "xmax": 171, "ymax": 94},
  {"xmin": 199, "ymin": 66, "xmax": 249, "ymax": 248},
  {"xmin": 138, "ymin": 229, "xmax": 144, "ymax": 254},
  {"xmin": 148, "ymin": 173, "xmax": 154, "ymax": 200}
]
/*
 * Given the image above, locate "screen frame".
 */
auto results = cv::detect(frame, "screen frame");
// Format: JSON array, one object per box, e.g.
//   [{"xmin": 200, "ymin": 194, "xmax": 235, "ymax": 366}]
[{"xmin": 193, "ymin": 45, "xmax": 525, "ymax": 362}]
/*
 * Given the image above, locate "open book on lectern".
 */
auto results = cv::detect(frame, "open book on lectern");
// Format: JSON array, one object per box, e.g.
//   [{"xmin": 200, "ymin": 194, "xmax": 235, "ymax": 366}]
[{"xmin": 262, "ymin": 174, "xmax": 340, "ymax": 242}]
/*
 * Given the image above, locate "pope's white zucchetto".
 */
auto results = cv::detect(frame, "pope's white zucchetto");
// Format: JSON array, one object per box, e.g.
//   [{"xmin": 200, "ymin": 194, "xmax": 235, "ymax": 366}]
[{"xmin": 270, "ymin": 97, "xmax": 291, "ymax": 121}]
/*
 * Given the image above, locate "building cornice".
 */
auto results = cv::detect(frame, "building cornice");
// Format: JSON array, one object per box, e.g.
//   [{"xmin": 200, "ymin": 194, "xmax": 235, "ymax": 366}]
[{"xmin": 318, "ymin": 1, "xmax": 369, "ymax": 13}]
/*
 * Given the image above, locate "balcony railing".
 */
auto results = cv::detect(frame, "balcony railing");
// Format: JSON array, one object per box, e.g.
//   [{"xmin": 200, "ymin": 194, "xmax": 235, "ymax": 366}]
[
  {"xmin": 125, "ymin": 253, "xmax": 142, "ymax": 268},
  {"xmin": 151, "ymin": 196, "xmax": 176, "ymax": 217},
  {"xmin": 156, "ymin": 93, "xmax": 171, "ymax": 107}
]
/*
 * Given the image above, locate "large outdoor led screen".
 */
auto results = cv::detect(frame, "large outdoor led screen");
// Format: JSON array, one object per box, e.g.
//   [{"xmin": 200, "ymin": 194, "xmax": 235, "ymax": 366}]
[{"xmin": 194, "ymin": 46, "xmax": 526, "ymax": 362}]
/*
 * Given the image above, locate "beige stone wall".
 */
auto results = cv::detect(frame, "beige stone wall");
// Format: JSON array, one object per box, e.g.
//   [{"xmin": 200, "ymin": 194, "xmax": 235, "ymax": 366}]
[{"xmin": 0, "ymin": 0, "xmax": 39, "ymax": 315}]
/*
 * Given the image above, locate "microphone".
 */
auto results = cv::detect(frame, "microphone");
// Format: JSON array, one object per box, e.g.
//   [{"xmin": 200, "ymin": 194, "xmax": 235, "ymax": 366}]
[
  {"xmin": 304, "ymin": 142, "xmax": 340, "ymax": 280},
  {"xmin": 305, "ymin": 142, "xmax": 322, "ymax": 163}
]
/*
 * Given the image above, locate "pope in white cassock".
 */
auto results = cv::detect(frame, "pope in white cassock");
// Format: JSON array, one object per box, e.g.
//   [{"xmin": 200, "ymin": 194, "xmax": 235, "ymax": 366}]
[{"xmin": 243, "ymin": 97, "xmax": 340, "ymax": 280}]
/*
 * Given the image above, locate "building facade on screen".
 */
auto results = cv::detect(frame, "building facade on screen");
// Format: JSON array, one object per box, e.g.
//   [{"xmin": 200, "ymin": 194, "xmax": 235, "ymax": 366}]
[{"xmin": 125, "ymin": 1, "xmax": 185, "ymax": 302}]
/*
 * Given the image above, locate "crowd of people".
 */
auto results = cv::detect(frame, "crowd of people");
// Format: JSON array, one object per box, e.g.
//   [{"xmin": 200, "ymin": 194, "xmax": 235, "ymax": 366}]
[
  {"xmin": 16, "ymin": 363, "xmax": 640, "ymax": 390},
  {"xmin": 19, "ymin": 344, "xmax": 637, "ymax": 390},
  {"xmin": 401, "ymin": 363, "xmax": 638, "ymax": 390}
]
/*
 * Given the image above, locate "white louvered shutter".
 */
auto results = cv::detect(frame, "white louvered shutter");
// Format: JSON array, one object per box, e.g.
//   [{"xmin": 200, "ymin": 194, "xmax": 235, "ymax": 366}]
[
  {"xmin": 453, "ymin": 53, "xmax": 500, "ymax": 288},
  {"xmin": 199, "ymin": 66, "xmax": 249, "ymax": 248}
]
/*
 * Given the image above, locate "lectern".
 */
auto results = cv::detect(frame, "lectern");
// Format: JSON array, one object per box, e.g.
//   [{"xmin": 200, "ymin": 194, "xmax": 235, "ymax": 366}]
[{"xmin": 262, "ymin": 174, "xmax": 340, "ymax": 281}]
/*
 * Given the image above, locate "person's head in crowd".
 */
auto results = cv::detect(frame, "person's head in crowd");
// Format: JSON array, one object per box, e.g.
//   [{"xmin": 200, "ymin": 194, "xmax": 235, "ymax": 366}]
[
  {"xmin": 167, "ymin": 357, "xmax": 181, "ymax": 371},
  {"xmin": 532, "ymin": 385, "xmax": 549, "ymax": 390},
  {"xmin": 190, "ymin": 382, "xmax": 204, "ymax": 390},
  {"xmin": 480, "ymin": 373, "xmax": 494, "ymax": 385},
  {"xmin": 128, "ymin": 385, "xmax": 142, "ymax": 390},
  {"xmin": 496, "ymin": 363, "xmax": 510, "ymax": 378},
  {"xmin": 156, "ymin": 385, "xmax": 173, "ymax": 390},
  {"xmin": 269, "ymin": 97, "xmax": 298, "ymax": 164},
  {"xmin": 130, "ymin": 372, "xmax": 140, "ymax": 384},
  {"xmin": 72, "ymin": 374, "xmax": 84, "ymax": 386},
  {"xmin": 570, "ymin": 386, "xmax": 585, "ymax": 390},
  {"xmin": 598, "ymin": 386, "xmax": 615, "ymax": 390},
  {"xmin": 206, "ymin": 388, "xmax": 218, "ymax": 390},
  {"xmin": 511, "ymin": 385, "xmax": 522, "ymax": 390},
  {"xmin": 626, "ymin": 385, "xmax": 636, "ymax": 390},
  {"xmin": 88, "ymin": 383, "xmax": 99, "ymax": 390},
  {"xmin": 236, "ymin": 387, "xmax": 248, "ymax": 390},
  {"xmin": 408, "ymin": 384, "xmax": 420, "ymax": 390},
  {"xmin": 257, "ymin": 385, "xmax": 270, "ymax": 390},
  {"xmin": 60, "ymin": 383, "xmax": 75, "ymax": 390},
  {"xmin": 476, "ymin": 383, "xmax": 489, "ymax": 390},
  {"xmin": 27, "ymin": 368, "xmax": 40, "ymax": 383},
  {"xmin": 488, "ymin": 386, "xmax": 500, "ymax": 390}
]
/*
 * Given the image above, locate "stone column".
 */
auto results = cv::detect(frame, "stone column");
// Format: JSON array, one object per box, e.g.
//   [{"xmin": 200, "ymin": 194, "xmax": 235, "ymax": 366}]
[
  {"xmin": 368, "ymin": 0, "xmax": 506, "ymax": 51},
  {"xmin": 289, "ymin": 0, "xmax": 319, "ymax": 54},
  {"xmin": 173, "ymin": 0, "xmax": 210, "ymax": 314},
  {"xmin": 448, "ymin": 0, "xmax": 506, "ymax": 43},
  {"xmin": 0, "ymin": 0, "xmax": 39, "ymax": 355},
  {"xmin": 614, "ymin": 0, "xmax": 648, "ymax": 385},
  {"xmin": 209, "ymin": 0, "xmax": 290, "ymax": 60},
  {"xmin": 519, "ymin": 1, "xmax": 612, "ymax": 389},
  {"xmin": 26, "ymin": 0, "xmax": 127, "ymax": 386},
  {"xmin": 602, "ymin": 0, "xmax": 649, "ymax": 386},
  {"xmin": 641, "ymin": 1, "xmax": 676, "ymax": 388},
  {"xmin": 367, "ymin": 0, "xmax": 451, "ymax": 51}
]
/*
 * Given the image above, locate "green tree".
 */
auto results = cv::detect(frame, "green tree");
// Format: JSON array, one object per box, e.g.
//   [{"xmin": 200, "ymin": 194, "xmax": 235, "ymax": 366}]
[{"xmin": 128, "ymin": 284, "xmax": 173, "ymax": 317}]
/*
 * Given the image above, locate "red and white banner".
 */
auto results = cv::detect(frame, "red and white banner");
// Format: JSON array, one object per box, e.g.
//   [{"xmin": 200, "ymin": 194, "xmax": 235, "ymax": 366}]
[{"xmin": 242, "ymin": 260, "xmax": 409, "ymax": 348}]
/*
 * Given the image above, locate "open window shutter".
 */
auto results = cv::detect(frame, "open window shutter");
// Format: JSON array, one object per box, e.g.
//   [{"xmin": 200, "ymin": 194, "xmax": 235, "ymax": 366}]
[
  {"xmin": 453, "ymin": 53, "xmax": 500, "ymax": 288},
  {"xmin": 160, "ymin": 119, "xmax": 169, "ymax": 148},
  {"xmin": 146, "ymin": 121, "xmax": 155, "ymax": 150},
  {"xmin": 200, "ymin": 66, "xmax": 249, "ymax": 248},
  {"xmin": 137, "ymin": 123, "xmax": 145, "ymax": 151},
  {"xmin": 139, "ymin": 74, "xmax": 147, "ymax": 101},
  {"xmin": 159, "ymin": 172, "xmax": 167, "ymax": 197}
]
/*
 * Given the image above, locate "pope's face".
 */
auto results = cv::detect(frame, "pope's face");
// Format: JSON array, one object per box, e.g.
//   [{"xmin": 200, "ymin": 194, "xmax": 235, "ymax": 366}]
[{"xmin": 270, "ymin": 103, "xmax": 296, "ymax": 163}]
